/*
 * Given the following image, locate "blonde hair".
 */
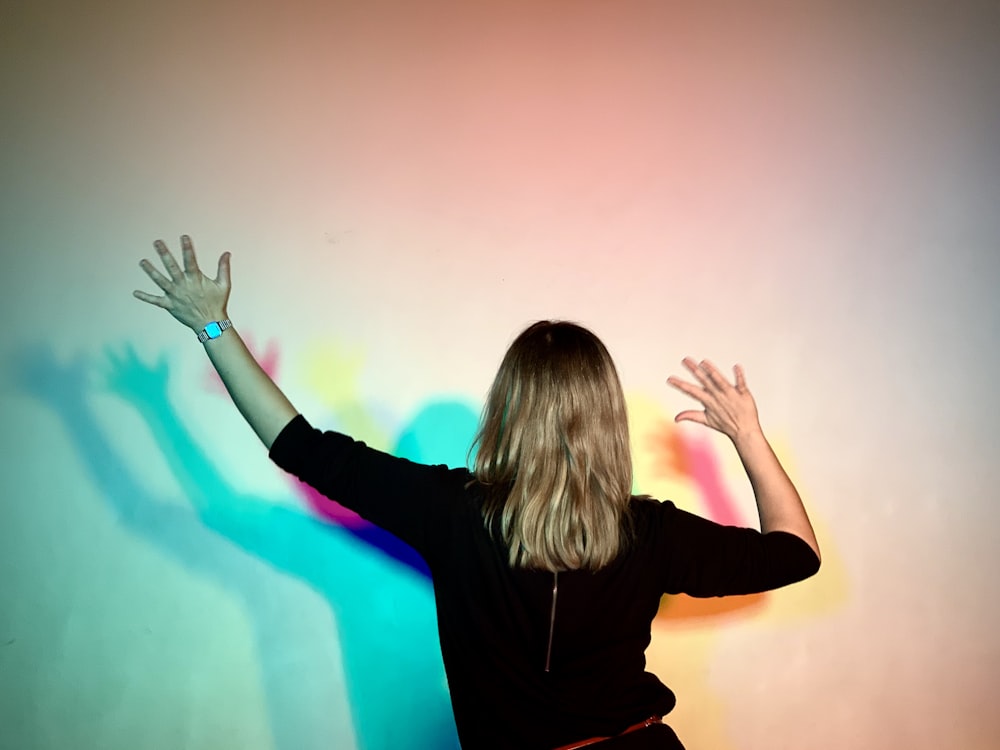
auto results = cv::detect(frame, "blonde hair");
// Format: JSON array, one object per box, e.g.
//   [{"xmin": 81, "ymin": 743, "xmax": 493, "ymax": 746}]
[{"xmin": 472, "ymin": 321, "xmax": 634, "ymax": 572}]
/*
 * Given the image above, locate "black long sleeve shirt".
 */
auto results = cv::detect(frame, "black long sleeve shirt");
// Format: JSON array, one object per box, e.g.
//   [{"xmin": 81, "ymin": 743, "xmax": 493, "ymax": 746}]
[{"xmin": 269, "ymin": 415, "xmax": 820, "ymax": 749}]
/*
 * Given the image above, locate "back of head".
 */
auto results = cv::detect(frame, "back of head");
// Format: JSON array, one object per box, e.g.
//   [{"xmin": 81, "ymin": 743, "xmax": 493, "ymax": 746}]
[{"xmin": 473, "ymin": 321, "xmax": 634, "ymax": 571}]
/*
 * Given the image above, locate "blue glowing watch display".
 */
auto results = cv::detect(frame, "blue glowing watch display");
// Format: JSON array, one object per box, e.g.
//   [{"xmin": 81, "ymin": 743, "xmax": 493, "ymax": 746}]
[{"xmin": 197, "ymin": 319, "xmax": 232, "ymax": 343}]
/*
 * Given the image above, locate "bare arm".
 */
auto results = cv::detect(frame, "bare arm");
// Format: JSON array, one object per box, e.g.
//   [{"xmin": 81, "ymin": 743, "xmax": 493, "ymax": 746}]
[
  {"xmin": 667, "ymin": 358, "xmax": 821, "ymax": 561},
  {"xmin": 133, "ymin": 235, "xmax": 297, "ymax": 449}
]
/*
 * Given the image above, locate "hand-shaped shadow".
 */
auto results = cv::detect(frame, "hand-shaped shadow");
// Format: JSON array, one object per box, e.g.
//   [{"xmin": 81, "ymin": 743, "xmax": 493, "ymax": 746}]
[{"xmin": 11, "ymin": 343, "xmax": 461, "ymax": 750}]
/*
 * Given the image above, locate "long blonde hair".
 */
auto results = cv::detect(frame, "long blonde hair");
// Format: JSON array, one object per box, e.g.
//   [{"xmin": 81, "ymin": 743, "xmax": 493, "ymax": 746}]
[{"xmin": 472, "ymin": 321, "xmax": 634, "ymax": 572}]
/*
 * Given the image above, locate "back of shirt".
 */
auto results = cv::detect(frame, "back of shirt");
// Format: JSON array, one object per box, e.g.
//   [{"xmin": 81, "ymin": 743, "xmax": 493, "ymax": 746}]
[{"xmin": 269, "ymin": 415, "xmax": 820, "ymax": 749}]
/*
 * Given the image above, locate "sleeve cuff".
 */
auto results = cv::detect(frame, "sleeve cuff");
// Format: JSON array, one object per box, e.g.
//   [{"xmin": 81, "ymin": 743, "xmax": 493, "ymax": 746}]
[{"xmin": 268, "ymin": 413, "xmax": 311, "ymax": 471}]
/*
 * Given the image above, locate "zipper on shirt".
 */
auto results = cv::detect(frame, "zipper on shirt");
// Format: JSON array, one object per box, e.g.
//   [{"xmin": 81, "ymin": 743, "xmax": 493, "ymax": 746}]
[{"xmin": 545, "ymin": 571, "xmax": 559, "ymax": 672}]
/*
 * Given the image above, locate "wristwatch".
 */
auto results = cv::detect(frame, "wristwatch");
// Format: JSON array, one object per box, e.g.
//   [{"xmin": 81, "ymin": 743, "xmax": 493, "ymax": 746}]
[{"xmin": 197, "ymin": 319, "xmax": 232, "ymax": 343}]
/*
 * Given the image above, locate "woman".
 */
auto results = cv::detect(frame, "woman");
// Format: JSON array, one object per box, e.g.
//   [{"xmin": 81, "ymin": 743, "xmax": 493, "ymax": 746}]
[{"xmin": 134, "ymin": 236, "xmax": 820, "ymax": 749}]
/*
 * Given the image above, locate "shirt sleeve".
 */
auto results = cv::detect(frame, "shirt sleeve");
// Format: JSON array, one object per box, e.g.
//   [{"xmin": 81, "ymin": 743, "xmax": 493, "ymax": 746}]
[
  {"xmin": 657, "ymin": 501, "xmax": 820, "ymax": 597},
  {"xmin": 268, "ymin": 413, "xmax": 467, "ymax": 557}
]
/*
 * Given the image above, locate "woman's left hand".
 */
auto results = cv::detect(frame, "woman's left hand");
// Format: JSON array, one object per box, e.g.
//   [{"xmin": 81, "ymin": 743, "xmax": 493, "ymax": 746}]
[
  {"xmin": 666, "ymin": 358, "xmax": 762, "ymax": 443},
  {"xmin": 134, "ymin": 235, "xmax": 231, "ymax": 333}
]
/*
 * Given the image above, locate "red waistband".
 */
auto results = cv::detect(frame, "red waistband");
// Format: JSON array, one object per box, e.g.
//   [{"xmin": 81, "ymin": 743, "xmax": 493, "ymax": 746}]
[{"xmin": 552, "ymin": 716, "xmax": 663, "ymax": 750}]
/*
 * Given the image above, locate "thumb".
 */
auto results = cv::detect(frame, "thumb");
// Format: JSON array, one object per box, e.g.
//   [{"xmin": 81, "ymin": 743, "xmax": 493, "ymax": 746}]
[
  {"xmin": 674, "ymin": 410, "xmax": 707, "ymax": 425},
  {"xmin": 216, "ymin": 252, "xmax": 232, "ymax": 288}
]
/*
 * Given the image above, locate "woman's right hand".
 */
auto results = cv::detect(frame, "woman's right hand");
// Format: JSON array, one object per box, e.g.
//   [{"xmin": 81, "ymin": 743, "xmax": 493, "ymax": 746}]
[
  {"xmin": 134, "ymin": 235, "xmax": 231, "ymax": 333},
  {"xmin": 666, "ymin": 358, "xmax": 762, "ymax": 444}
]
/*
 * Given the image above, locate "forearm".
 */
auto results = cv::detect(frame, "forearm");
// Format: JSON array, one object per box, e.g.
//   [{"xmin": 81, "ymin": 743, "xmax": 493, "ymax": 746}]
[
  {"xmin": 203, "ymin": 324, "xmax": 298, "ymax": 450},
  {"xmin": 733, "ymin": 428, "xmax": 821, "ymax": 561}
]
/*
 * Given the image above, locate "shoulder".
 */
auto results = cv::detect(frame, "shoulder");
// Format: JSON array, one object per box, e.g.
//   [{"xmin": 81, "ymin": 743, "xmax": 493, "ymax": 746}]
[
  {"xmin": 626, "ymin": 496, "xmax": 685, "ymax": 530},
  {"xmin": 622, "ymin": 496, "xmax": 685, "ymax": 557},
  {"xmin": 625, "ymin": 496, "xmax": 741, "ymax": 559}
]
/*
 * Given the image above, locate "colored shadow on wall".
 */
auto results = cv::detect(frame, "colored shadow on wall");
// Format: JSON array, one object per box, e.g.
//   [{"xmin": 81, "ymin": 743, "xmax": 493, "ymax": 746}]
[{"xmin": 10, "ymin": 343, "xmax": 465, "ymax": 750}]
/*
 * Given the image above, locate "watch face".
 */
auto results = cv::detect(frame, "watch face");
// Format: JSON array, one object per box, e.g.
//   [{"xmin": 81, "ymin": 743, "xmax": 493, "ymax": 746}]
[{"xmin": 205, "ymin": 322, "xmax": 222, "ymax": 338}]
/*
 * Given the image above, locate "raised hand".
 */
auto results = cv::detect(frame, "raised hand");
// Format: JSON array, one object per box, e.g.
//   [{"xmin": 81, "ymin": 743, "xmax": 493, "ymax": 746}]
[
  {"xmin": 666, "ymin": 358, "xmax": 762, "ymax": 443},
  {"xmin": 134, "ymin": 236, "xmax": 231, "ymax": 333}
]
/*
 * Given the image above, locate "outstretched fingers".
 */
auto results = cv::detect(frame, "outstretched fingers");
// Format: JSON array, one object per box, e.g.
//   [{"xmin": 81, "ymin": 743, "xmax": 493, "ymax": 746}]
[
  {"xmin": 698, "ymin": 359, "xmax": 734, "ymax": 392},
  {"xmin": 215, "ymin": 251, "xmax": 232, "ymax": 288},
  {"xmin": 181, "ymin": 235, "xmax": 200, "ymax": 276},
  {"xmin": 132, "ymin": 288, "xmax": 170, "ymax": 309},
  {"xmin": 133, "ymin": 235, "xmax": 233, "ymax": 333},
  {"xmin": 154, "ymin": 239, "xmax": 185, "ymax": 281},
  {"xmin": 733, "ymin": 363, "xmax": 747, "ymax": 392},
  {"xmin": 139, "ymin": 257, "xmax": 172, "ymax": 291},
  {"xmin": 666, "ymin": 372, "xmax": 704, "ymax": 402},
  {"xmin": 667, "ymin": 365, "xmax": 712, "ymax": 425},
  {"xmin": 669, "ymin": 357, "xmax": 736, "ymax": 424},
  {"xmin": 668, "ymin": 357, "xmax": 757, "ymax": 438},
  {"xmin": 681, "ymin": 356, "xmax": 710, "ymax": 388},
  {"xmin": 673, "ymin": 408, "xmax": 708, "ymax": 425},
  {"xmin": 135, "ymin": 236, "xmax": 215, "ymax": 309}
]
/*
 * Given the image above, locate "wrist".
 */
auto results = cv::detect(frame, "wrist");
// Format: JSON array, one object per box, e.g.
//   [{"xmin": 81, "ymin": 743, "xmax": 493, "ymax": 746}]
[
  {"xmin": 731, "ymin": 424, "xmax": 766, "ymax": 451},
  {"xmin": 195, "ymin": 317, "xmax": 233, "ymax": 343},
  {"xmin": 191, "ymin": 310, "xmax": 228, "ymax": 330}
]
